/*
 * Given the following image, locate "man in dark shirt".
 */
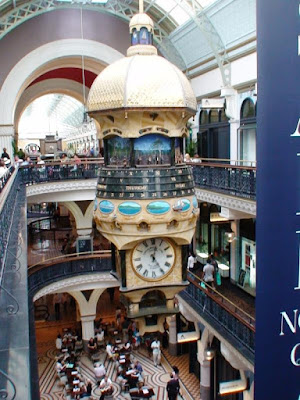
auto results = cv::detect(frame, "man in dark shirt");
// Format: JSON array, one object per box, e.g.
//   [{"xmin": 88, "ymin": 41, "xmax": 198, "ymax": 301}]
[
  {"xmin": 1, "ymin": 148, "xmax": 10, "ymax": 159},
  {"xmin": 166, "ymin": 373, "xmax": 180, "ymax": 400}
]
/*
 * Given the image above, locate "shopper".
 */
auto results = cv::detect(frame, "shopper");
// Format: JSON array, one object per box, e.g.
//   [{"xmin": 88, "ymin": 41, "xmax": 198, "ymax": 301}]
[
  {"xmin": 202, "ymin": 257, "xmax": 215, "ymax": 288},
  {"xmin": 151, "ymin": 337, "xmax": 161, "ymax": 367},
  {"xmin": 187, "ymin": 252, "xmax": 196, "ymax": 271},
  {"xmin": 166, "ymin": 373, "xmax": 180, "ymax": 400}
]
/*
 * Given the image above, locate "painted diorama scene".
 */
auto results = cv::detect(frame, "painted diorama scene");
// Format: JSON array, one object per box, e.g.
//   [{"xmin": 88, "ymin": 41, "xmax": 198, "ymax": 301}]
[
  {"xmin": 134, "ymin": 134, "xmax": 171, "ymax": 165},
  {"xmin": 107, "ymin": 136, "xmax": 131, "ymax": 166}
]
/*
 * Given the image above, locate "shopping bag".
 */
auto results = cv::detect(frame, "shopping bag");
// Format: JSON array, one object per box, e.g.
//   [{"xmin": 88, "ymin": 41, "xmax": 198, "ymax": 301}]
[
  {"xmin": 216, "ymin": 270, "xmax": 222, "ymax": 286},
  {"xmin": 200, "ymin": 281, "xmax": 206, "ymax": 290}
]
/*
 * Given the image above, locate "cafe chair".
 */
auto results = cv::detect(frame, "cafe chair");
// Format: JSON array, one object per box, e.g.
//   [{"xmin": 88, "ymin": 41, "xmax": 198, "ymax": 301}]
[
  {"xmin": 104, "ymin": 394, "xmax": 114, "ymax": 400},
  {"xmin": 121, "ymin": 382, "xmax": 130, "ymax": 393}
]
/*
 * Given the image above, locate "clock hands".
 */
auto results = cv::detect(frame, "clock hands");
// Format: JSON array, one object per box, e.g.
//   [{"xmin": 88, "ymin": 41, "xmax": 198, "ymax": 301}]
[{"xmin": 149, "ymin": 247, "xmax": 161, "ymax": 269}]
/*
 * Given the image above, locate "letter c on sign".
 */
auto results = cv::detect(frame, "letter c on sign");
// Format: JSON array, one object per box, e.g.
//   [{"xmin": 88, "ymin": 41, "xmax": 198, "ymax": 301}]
[{"xmin": 290, "ymin": 343, "xmax": 300, "ymax": 366}]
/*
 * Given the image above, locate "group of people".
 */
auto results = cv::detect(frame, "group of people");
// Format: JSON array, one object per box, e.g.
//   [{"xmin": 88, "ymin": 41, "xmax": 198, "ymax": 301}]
[
  {"xmin": 52, "ymin": 305, "xmax": 186, "ymax": 400},
  {"xmin": 55, "ymin": 330, "xmax": 92, "ymax": 399}
]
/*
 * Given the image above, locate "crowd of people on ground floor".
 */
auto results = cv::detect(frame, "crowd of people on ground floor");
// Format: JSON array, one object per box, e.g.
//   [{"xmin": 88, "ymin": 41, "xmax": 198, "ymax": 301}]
[{"xmin": 53, "ymin": 304, "xmax": 182, "ymax": 399}]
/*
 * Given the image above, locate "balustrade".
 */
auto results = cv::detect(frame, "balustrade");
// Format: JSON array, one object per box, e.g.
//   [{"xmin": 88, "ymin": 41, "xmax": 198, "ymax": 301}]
[
  {"xmin": 180, "ymin": 272, "xmax": 255, "ymax": 362},
  {"xmin": 189, "ymin": 161, "xmax": 256, "ymax": 200}
]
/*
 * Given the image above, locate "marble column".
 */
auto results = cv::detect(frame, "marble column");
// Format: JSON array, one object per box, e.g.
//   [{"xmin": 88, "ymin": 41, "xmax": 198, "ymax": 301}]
[
  {"xmin": 200, "ymin": 359, "xmax": 211, "ymax": 400},
  {"xmin": 81, "ymin": 314, "xmax": 96, "ymax": 350},
  {"xmin": 230, "ymin": 220, "xmax": 240, "ymax": 283},
  {"xmin": 168, "ymin": 315, "xmax": 177, "ymax": 356},
  {"xmin": 0, "ymin": 124, "xmax": 14, "ymax": 160}
]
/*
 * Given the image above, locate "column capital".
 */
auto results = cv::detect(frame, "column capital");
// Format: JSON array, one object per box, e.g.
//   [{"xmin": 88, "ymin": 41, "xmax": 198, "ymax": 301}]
[
  {"xmin": 77, "ymin": 228, "xmax": 93, "ymax": 237},
  {"xmin": 0, "ymin": 124, "xmax": 14, "ymax": 136},
  {"xmin": 220, "ymin": 86, "xmax": 239, "ymax": 120},
  {"xmin": 80, "ymin": 314, "xmax": 96, "ymax": 323}
]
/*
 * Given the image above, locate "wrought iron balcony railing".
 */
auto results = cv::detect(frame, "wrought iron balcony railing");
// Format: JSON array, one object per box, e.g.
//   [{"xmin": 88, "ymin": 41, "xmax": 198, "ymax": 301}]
[
  {"xmin": 19, "ymin": 158, "xmax": 101, "ymax": 184},
  {"xmin": 28, "ymin": 251, "xmax": 112, "ymax": 297},
  {"xmin": 188, "ymin": 159, "xmax": 256, "ymax": 200},
  {"xmin": 180, "ymin": 271, "xmax": 255, "ymax": 363},
  {"xmin": 17, "ymin": 158, "xmax": 257, "ymax": 201},
  {"xmin": 0, "ymin": 169, "xmax": 30, "ymax": 399},
  {"xmin": 0, "ymin": 166, "xmax": 15, "ymax": 193}
]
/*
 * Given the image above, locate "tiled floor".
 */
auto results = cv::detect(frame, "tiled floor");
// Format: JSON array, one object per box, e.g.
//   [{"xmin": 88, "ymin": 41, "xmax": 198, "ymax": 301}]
[{"xmin": 37, "ymin": 342, "xmax": 197, "ymax": 399}]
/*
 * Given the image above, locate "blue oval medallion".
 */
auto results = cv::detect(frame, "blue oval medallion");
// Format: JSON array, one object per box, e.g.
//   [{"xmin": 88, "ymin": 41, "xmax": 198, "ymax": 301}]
[
  {"xmin": 173, "ymin": 199, "xmax": 190, "ymax": 212},
  {"xmin": 181, "ymin": 199, "xmax": 191, "ymax": 212},
  {"xmin": 94, "ymin": 198, "xmax": 98, "ymax": 211},
  {"xmin": 99, "ymin": 200, "xmax": 114, "ymax": 214},
  {"xmin": 192, "ymin": 196, "xmax": 198, "ymax": 209},
  {"xmin": 118, "ymin": 202, "xmax": 141, "ymax": 216},
  {"xmin": 147, "ymin": 201, "xmax": 170, "ymax": 215}
]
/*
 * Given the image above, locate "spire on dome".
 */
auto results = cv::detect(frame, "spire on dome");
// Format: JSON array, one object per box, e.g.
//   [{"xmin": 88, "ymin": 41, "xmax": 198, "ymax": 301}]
[{"xmin": 139, "ymin": 0, "xmax": 144, "ymax": 13}]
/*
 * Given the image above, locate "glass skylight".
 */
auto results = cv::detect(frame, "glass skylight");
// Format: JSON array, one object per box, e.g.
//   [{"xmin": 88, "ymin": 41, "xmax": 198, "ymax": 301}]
[
  {"xmin": 148, "ymin": 0, "xmax": 219, "ymax": 26},
  {"xmin": 18, "ymin": 94, "xmax": 84, "ymax": 138}
]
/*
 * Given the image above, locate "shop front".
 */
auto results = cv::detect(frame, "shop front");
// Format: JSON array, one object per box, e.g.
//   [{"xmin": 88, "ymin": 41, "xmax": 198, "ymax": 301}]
[{"xmin": 195, "ymin": 203, "xmax": 231, "ymax": 277}]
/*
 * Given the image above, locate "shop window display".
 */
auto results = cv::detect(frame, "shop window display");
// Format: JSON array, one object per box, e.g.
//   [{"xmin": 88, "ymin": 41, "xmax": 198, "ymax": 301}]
[
  {"xmin": 195, "ymin": 203, "xmax": 230, "ymax": 266},
  {"xmin": 238, "ymin": 237, "xmax": 256, "ymax": 296}
]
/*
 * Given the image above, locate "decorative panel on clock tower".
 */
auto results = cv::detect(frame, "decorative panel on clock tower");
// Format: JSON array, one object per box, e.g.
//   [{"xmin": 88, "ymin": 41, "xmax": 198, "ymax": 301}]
[{"xmin": 87, "ymin": 0, "xmax": 198, "ymax": 334}]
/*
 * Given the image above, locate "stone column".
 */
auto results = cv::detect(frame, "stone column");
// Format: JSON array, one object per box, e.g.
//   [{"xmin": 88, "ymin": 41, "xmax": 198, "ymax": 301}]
[
  {"xmin": 230, "ymin": 220, "xmax": 240, "ymax": 283},
  {"xmin": 220, "ymin": 87, "xmax": 239, "ymax": 163},
  {"xmin": 81, "ymin": 314, "xmax": 96, "ymax": 350},
  {"xmin": 0, "ymin": 125, "xmax": 14, "ymax": 160},
  {"xmin": 200, "ymin": 360, "xmax": 211, "ymax": 400},
  {"xmin": 168, "ymin": 315, "xmax": 177, "ymax": 356},
  {"xmin": 111, "ymin": 242, "xmax": 116, "ymax": 273}
]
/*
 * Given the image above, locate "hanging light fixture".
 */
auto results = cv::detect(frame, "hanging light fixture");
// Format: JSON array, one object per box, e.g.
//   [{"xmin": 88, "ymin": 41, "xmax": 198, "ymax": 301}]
[{"xmin": 80, "ymin": 7, "xmax": 93, "ymax": 135}]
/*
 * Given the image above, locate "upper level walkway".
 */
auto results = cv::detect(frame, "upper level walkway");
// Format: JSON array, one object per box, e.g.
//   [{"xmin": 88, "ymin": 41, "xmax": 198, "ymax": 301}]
[{"xmin": 17, "ymin": 158, "xmax": 256, "ymax": 214}]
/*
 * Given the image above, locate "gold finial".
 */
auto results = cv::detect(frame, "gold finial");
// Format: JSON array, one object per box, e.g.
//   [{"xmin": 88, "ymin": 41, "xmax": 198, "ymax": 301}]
[{"xmin": 139, "ymin": 0, "xmax": 144, "ymax": 13}]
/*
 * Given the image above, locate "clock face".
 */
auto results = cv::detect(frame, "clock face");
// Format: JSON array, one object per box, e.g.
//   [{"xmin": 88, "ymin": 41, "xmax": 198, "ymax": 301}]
[{"xmin": 132, "ymin": 238, "xmax": 175, "ymax": 281}]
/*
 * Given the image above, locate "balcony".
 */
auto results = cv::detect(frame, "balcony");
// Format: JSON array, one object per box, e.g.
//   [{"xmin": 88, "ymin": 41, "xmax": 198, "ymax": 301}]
[
  {"xmin": 188, "ymin": 159, "xmax": 256, "ymax": 200},
  {"xmin": 179, "ymin": 271, "xmax": 255, "ymax": 363}
]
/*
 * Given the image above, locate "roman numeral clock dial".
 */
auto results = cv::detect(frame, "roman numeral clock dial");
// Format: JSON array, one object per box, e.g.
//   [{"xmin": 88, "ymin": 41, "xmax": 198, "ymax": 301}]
[{"xmin": 132, "ymin": 238, "xmax": 175, "ymax": 281}]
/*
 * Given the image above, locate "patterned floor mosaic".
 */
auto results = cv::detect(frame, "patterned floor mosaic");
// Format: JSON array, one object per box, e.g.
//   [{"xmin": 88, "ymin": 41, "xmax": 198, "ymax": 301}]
[{"xmin": 38, "ymin": 345, "xmax": 198, "ymax": 399}]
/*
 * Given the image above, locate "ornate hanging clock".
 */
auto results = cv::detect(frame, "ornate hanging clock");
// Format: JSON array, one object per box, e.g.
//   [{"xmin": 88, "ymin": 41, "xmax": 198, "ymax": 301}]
[{"xmin": 132, "ymin": 238, "xmax": 175, "ymax": 281}]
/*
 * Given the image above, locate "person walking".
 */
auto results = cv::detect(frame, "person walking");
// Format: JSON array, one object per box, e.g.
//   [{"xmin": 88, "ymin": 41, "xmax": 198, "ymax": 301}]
[
  {"xmin": 203, "ymin": 257, "xmax": 215, "ymax": 288},
  {"xmin": 187, "ymin": 252, "xmax": 196, "ymax": 271},
  {"xmin": 166, "ymin": 373, "xmax": 180, "ymax": 400},
  {"xmin": 151, "ymin": 337, "xmax": 161, "ymax": 367}
]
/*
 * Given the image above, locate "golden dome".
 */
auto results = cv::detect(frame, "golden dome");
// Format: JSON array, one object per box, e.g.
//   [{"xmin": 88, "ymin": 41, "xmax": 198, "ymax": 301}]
[{"xmin": 87, "ymin": 54, "xmax": 197, "ymax": 112}]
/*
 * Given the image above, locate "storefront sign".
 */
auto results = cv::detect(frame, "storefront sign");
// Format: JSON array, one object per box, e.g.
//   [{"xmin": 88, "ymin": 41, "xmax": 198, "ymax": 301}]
[
  {"xmin": 177, "ymin": 331, "xmax": 199, "ymax": 343},
  {"xmin": 256, "ymin": 1, "xmax": 300, "ymax": 398},
  {"xmin": 219, "ymin": 373, "xmax": 248, "ymax": 396},
  {"xmin": 76, "ymin": 237, "xmax": 93, "ymax": 253}
]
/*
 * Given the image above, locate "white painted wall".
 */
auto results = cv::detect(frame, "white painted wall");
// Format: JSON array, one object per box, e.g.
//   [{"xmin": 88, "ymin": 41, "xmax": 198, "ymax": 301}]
[{"xmin": 191, "ymin": 52, "xmax": 257, "ymax": 99}]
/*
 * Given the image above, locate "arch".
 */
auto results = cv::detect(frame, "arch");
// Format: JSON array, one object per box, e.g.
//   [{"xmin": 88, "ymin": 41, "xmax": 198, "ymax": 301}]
[
  {"xmin": 199, "ymin": 110, "xmax": 209, "ymax": 125},
  {"xmin": 240, "ymin": 98, "xmax": 255, "ymax": 120},
  {"xmin": 62, "ymin": 201, "xmax": 94, "ymax": 235},
  {"xmin": 15, "ymin": 79, "xmax": 86, "ymax": 131},
  {"xmin": 33, "ymin": 271, "xmax": 119, "ymax": 301},
  {"xmin": 0, "ymin": 38, "xmax": 124, "ymax": 125},
  {"xmin": 140, "ymin": 290, "xmax": 166, "ymax": 309},
  {"xmin": 209, "ymin": 109, "xmax": 219, "ymax": 124},
  {"xmin": 84, "ymin": 200, "xmax": 95, "ymax": 221},
  {"xmin": 219, "ymin": 109, "xmax": 229, "ymax": 122}
]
